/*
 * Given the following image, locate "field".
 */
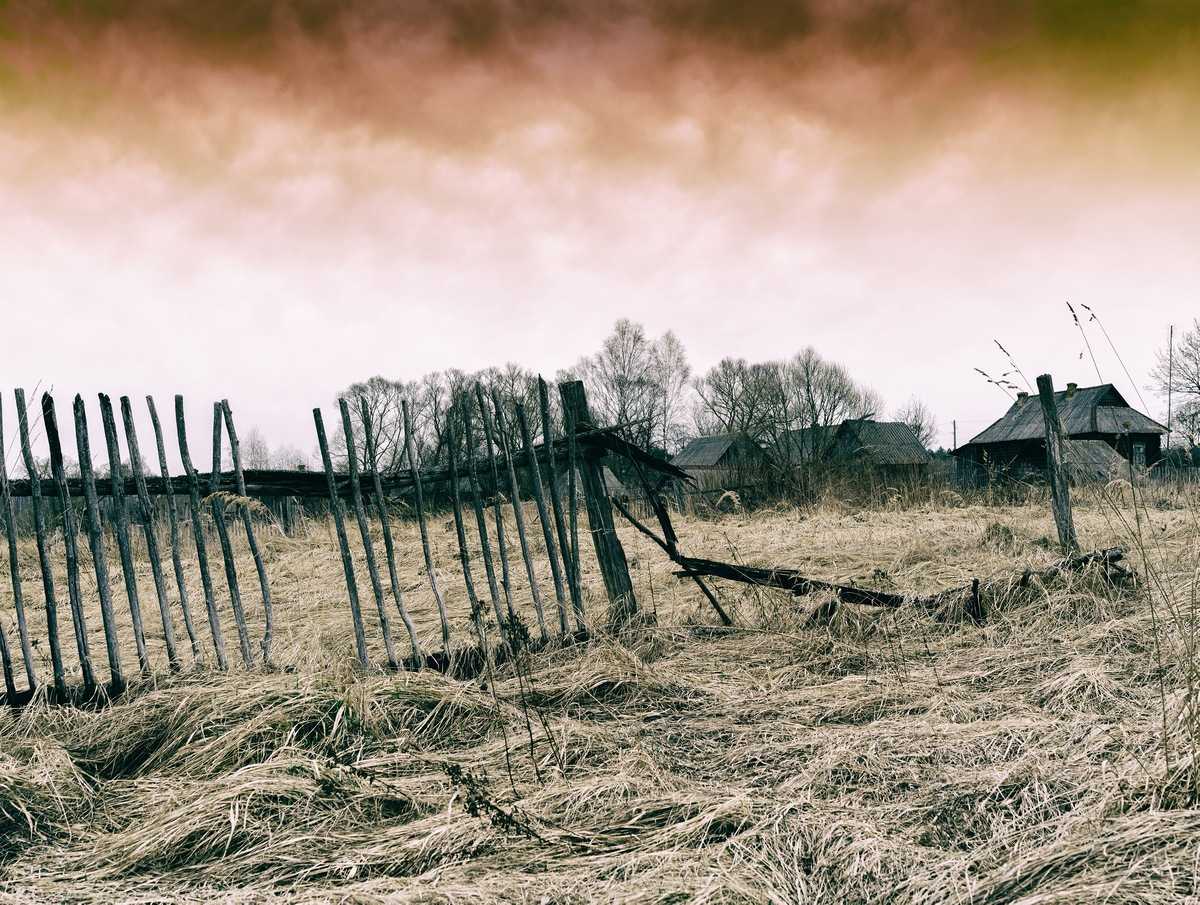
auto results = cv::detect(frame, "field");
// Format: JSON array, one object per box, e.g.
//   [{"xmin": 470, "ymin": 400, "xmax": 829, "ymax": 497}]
[{"xmin": 0, "ymin": 488, "xmax": 1198, "ymax": 903}]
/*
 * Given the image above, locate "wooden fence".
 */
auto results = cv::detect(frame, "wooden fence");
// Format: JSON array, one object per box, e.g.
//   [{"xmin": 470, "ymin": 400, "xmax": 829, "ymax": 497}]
[{"xmin": 0, "ymin": 379, "xmax": 683, "ymax": 704}]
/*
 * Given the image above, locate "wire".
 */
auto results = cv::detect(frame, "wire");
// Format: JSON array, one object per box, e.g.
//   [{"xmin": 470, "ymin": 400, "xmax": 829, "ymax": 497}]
[
  {"xmin": 1079, "ymin": 303, "xmax": 1151, "ymax": 414},
  {"xmin": 1067, "ymin": 301, "xmax": 1104, "ymax": 384}
]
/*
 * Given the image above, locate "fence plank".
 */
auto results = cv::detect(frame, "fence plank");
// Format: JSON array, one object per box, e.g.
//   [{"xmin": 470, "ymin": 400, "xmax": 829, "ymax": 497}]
[
  {"xmin": 338, "ymin": 398, "xmax": 397, "ymax": 669},
  {"xmin": 492, "ymin": 391, "xmax": 548, "ymax": 642},
  {"xmin": 150, "ymin": 393, "xmax": 204, "ymax": 662},
  {"xmin": 120, "ymin": 396, "xmax": 179, "ymax": 670},
  {"xmin": 448, "ymin": 418, "xmax": 485, "ymax": 642},
  {"xmin": 15, "ymin": 389, "xmax": 66, "ymax": 695},
  {"xmin": 566, "ymin": 395, "xmax": 582, "ymax": 622},
  {"xmin": 0, "ymin": 395, "xmax": 37, "ymax": 690},
  {"xmin": 403, "ymin": 398, "xmax": 451, "ymax": 652},
  {"xmin": 42, "ymin": 394, "xmax": 96, "ymax": 688},
  {"xmin": 517, "ymin": 401, "xmax": 569, "ymax": 636},
  {"xmin": 539, "ymin": 377, "xmax": 585, "ymax": 630},
  {"xmin": 461, "ymin": 404, "xmax": 507, "ymax": 634},
  {"xmin": 221, "ymin": 400, "xmax": 274, "ymax": 664},
  {"xmin": 148, "ymin": 396, "xmax": 201, "ymax": 662},
  {"xmin": 559, "ymin": 380, "xmax": 638, "ymax": 628},
  {"xmin": 360, "ymin": 398, "xmax": 421, "ymax": 667},
  {"xmin": 314, "ymin": 407, "xmax": 369, "ymax": 668},
  {"xmin": 1036, "ymin": 374, "xmax": 1080, "ymax": 553},
  {"xmin": 74, "ymin": 395, "xmax": 125, "ymax": 690},
  {"xmin": 175, "ymin": 396, "xmax": 228, "ymax": 670},
  {"xmin": 208, "ymin": 404, "xmax": 253, "ymax": 668},
  {"xmin": 99, "ymin": 394, "xmax": 151, "ymax": 675},
  {"xmin": 475, "ymin": 384, "xmax": 518, "ymax": 636}
]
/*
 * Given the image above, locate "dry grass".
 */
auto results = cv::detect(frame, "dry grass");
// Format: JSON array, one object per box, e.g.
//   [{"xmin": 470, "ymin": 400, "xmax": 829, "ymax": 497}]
[{"xmin": 0, "ymin": 487, "xmax": 1198, "ymax": 903}]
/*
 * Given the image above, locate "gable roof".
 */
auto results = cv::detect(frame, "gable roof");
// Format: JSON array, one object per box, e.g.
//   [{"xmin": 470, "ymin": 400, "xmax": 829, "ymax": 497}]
[
  {"xmin": 836, "ymin": 420, "xmax": 932, "ymax": 466},
  {"xmin": 965, "ymin": 384, "xmax": 1166, "ymax": 446},
  {"xmin": 671, "ymin": 433, "xmax": 762, "ymax": 470}
]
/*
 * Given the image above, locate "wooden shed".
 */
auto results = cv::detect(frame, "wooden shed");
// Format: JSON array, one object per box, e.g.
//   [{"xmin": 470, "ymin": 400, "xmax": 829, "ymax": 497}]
[
  {"xmin": 828, "ymin": 419, "xmax": 932, "ymax": 478},
  {"xmin": 670, "ymin": 432, "xmax": 768, "ymax": 489}
]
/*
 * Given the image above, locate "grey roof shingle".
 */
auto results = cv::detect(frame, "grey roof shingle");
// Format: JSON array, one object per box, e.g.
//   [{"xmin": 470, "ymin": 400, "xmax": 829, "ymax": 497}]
[
  {"xmin": 965, "ymin": 384, "xmax": 1165, "ymax": 446},
  {"xmin": 671, "ymin": 433, "xmax": 749, "ymax": 469},
  {"xmin": 837, "ymin": 420, "xmax": 932, "ymax": 466}
]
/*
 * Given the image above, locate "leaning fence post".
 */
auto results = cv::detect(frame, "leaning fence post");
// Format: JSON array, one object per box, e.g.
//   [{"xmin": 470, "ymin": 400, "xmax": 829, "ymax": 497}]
[
  {"xmin": 0, "ymin": 620, "xmax": 14, "ymax": 701},
  {"xmin": 539, "ymin": 377, "xmax": 585, "ymax": 631},
  {"xmin": 403, "ymin": 399, "xmax": 451, "ymax": 653},
  {"xmin": 359, "ymin": 398, "xmax": 422, "ymax": 667},
  {"xmin": 338, "ymin": 398, "xmax": 398, "ymax": 669},
  {"xmin": 99, "ymin": 394, "xmax": 151, "ymax": 674},
  {"xmin": 74, "ymin": 396, "xmax": 125, "ymax": 690},
  {"xmin": 492, "ymin": 392, "xmax": 548, "ymax": 643},
  {"xmin": 43, "ymin": 394, "xmax": 96, "ymax": 689},
  {"xmin": 148, "ymin": 396, "xmax": 201, "ymax": 662},
  {"xmin": 1036, "ymin": 374, "xmax": 1080, "ymax": 553},
  {"xmin": 517, "ymin": 401, "xmax": 569, "ymax": 636},
  {"xmin": 461, "ymin": 404, "xmax": 507, "ymax": 634},
  {"xmin": 314, "ymin": 407, "xmax": 369, "ymax": 668},
  {"xmin": 448, "ymin": 418, "xmax": 485, "ymax": 644},
  {"xmin": 175, "ymin": 396, "xmax": 228, "ymax": 670},
  {"xmin": 15, "ymin": 389, "xmax": 66, "ymax": 696},
  {"xmin": 475, "ymin": 384, "xmax": 518, "ymax": 633},
  {"xmin": 119, "ymin": 396, "xmax": 179, "ymax": 670},
  {"xmin": 0, "ymin": 395, "xmax": 37, "ymax": 691},
  {"xmin": 208, "ymin": 404, "xmax": 253, "ymax": 668},
  {"xmin": 221, "ymin": 400, "xmax": 275, "ymax": 664},
  {"xmin": 559, "ymin": 380, "xmax": 638, "ymax": 628}
]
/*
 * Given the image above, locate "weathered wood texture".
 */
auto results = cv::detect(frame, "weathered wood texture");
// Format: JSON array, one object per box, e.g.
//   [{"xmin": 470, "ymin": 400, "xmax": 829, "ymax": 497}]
[
  {"xmin": 208, "ymin": 404, "xmax": 253, "ymax": 668},
  {"xmin": 540, "ymin": 377, "xmax": 585, "ymax": 630},
  {"xmin": 403, "ymin": 398, "xmax": 451, "ymax": 651},
  {"xmin": 447, "ymin": 419, "xmax": 485, "ymax": 643},
  {"xmin": 1037, "ymin": 374, "xmax": 1080, "ymax": 553},
  {"xmin": 0, "ymin": 395, "xmax": 37, "ymax": 689},
  {"xmin": 518, "ymin": 401, "xmax": 569, "ymax": 635},
  {"xmin": 476, "ymin": 384, "xmax": 518, "ymax": 633},
  {"xmin": 462, "ymin": 404, "xmax": 507, "ymax": 634}
]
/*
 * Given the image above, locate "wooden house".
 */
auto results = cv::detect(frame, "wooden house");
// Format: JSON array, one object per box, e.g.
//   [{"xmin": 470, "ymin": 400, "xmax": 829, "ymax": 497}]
[
  {"xmin": 670, "ymin": 432, "xmax": 768, "ymax": 489},
  {"xmin": 955, "ymin": 382, "xmax": 1166, "ymax": 482},
  {"xmin": 828, "ymin": 419, "xmax": 933, "ymax": 479}
]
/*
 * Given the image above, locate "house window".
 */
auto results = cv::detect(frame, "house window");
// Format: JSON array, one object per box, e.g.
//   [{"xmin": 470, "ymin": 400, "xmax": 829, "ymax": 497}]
[{"xmin": 1132, "ymin": 443, "xmax": 1146, "ymax": 467}]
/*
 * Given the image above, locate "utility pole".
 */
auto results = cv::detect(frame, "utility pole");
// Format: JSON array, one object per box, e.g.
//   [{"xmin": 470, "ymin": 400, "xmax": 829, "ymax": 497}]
[
  {"xmin": 952, "ymin": 419, "xmax": 957, "ymax": 452},
  {"xmin": 1167, "ymin": 324, "xmax": 1175, "ymax": 449}
]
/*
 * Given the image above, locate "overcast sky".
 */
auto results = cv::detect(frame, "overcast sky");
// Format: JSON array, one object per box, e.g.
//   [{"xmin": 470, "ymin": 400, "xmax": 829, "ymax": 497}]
[{"xmin": 2, "ymin": 1, "xmax": 1198, "ymax": 467}]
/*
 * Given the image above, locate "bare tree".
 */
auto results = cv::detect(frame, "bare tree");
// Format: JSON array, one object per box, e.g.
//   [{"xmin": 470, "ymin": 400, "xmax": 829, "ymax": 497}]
[
  {"xmin": 893, "ymin": 397, "xmax": 937, "ymax": 448},
  {"xmin": 1152, "ymin": 319, "xmax": 1200, "ymax": 403},
  {"xmin": 239, "ymin": 428, "xmax": 272, "ymax": 469}
]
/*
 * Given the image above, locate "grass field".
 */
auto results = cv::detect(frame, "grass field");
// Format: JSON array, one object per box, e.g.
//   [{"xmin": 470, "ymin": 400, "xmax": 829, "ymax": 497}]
[{"xmin": 0, "ymin": 486, "xmax": 1197, "ymax": 903}]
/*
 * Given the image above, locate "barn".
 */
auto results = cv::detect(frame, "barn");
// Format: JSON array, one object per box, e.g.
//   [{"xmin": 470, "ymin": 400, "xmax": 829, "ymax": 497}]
[{"xmin": 955, "ymin": 382, "xmax": 1166, "ymax": 482}]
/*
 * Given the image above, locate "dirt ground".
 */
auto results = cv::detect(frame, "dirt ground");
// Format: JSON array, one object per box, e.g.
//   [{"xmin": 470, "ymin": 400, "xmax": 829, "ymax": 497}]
[{"xmin": 0, "ymin": 488, "xmax": 1197, "ymax": 903}]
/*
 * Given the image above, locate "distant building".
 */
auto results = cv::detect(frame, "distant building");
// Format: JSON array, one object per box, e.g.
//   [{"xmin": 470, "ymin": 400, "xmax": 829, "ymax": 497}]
[
  {"xmin": 670, "ymin": 432, "xmax": 769, "ymax": 487},
  {"xmin": 828, "ymin": 419, "xmax": 933, "ymax": 478},
  {"xmin": 955, "ymin": 382, "xmax": 1166, "ymax": 482}
]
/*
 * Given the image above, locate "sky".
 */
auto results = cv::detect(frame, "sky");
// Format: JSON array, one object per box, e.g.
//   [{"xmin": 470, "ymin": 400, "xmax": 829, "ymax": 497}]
[{"xmin": 2, "ymin": 0, "xmax": 1199, "ymax": 465}]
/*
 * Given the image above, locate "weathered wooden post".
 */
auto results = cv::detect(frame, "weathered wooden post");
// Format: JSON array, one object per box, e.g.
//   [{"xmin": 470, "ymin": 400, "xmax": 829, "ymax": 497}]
[
  {"xmin": 517, "ymin": 401, "xmax": 569, "ymax": 636},
  {"xmin": 208, "ymin": 405, "xmax": 253, "ymax": 668},
  {"xmin": 447, "ymin": 419, "xmax": 486, "ymax": 647},
  {"xmin": 221, "ymin": 400, "xmax": 274, "ymax": 664},
  {"xmin": 403, "ymin": 399, "xmax": 451, "ymax": 653},
  {"xmin": 492, "ymin": 392, "xmax": 548, "ymax": 643},
  {"xmin": 119, "ymin": 396, "xmax": 179, "ymax": 670},
  {"xmin": 0, "ymin": 396, "xmax": 37, "ymax": 690},
  {"xmin": 0, "ymin": 622, "xmax": 15, "ymax": 701},
  {"xmin": 99, "ymin": 394, "xmax": 151, "ymax": 674},
  {"xmin": 559, "ymin": 380, "xmax": 638, "ymax": 628},
  {"xmin": 475, "ymin": 384, "xmax": 517, "ymax": 631},
  {"xmin": 147, "ymin": 396, "xmax": 201, "ymax": 662},
  {"xmin": 43, "ymin": 394, "xmax": 96, "ymax": 688},
  {"xmin": 314, "ymin": 407, "xmax": 370, "ymax": 668},
  {"xmin": 338, "ymin": 398, "xmax": 398, "ymax": 669},
  {"xmin": 539, "ymin": 377, "xmax": 585, "ymax": 631},
  {"xmin": 1036, "ymin": 374, "xmax": 1080, "ymax": 553},
  {"xmin": 359, "ymin": 399, "xmax": 422, "ymax": 667},
  {"xmin": 16, "ymin": 389, "xmax": 67, "ymax": 695},
  {"xmin": 461, "ymin": 404, "xmax": 506, "ymax": 633},
  {"xmin": 75, "ymin": 395, "xmax": 126, "ymax": 689},
  {"xmin": 175, "ymin": 396, "xmax": 228, "ymax": 670}
]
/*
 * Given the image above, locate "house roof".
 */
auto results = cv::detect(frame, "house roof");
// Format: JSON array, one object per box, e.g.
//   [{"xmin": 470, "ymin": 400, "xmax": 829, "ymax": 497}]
[
  {"xmin": 1063, "ymin": 439, "xmax": 1129, "ymax": 482},
  {"xmin": 837, "ymin": 420, "xmax": 932, "ymax": 466},
  {"xmin": 964, "ymin": 384, "xmax": 1166, "ymax": 446},
  {"xmin": 671, "ymin": 433, "xmax": 760, "ymax": 469}
]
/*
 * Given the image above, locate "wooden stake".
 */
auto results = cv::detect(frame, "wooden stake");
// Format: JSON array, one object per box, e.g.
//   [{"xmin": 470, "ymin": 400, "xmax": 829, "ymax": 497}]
[
  {"xmin": 517, "ymin": 401, "xmax": 569, "ymax": 636},
  {"xmin": 338, "ymin": 398, "xmax": 398, "ymax": 668},
  {"xmin": 403, "ymin": 399, "xmax": 451, "ymax": 652},
  {"xmin": 461, "ymin": 404, "xmax": 507, "ymax": 633},
  {"xmin": 492, "ymin": 391, "xmax": 548, "ymax": 642},
  {"xmin": 15, "ymin": 388, "xmax": 66, "ymax": 695},
  {"xmin": 448, "ymin": 417, "xmax": 485, "ymax": 642},
  {"xmin": 475, "ymin": 384, "xmax": 518, "ymax": 633},
  {"xmin": 559, "ymin": 380, "xmax": 637, "ymax": 628},
  {"xmin": 314, "ymin": 407, "xmax": 369, "ymax": 668},
  {"xmin": 175, "ymin": 396, "xmax": 228, "ymax": 670},
  {"xmin": 1036, "ymin": 374, "xmax": 1080, "ymax": 553},
  {"xmin": 119, "ymin": 396, "xmax": 179, "ymax": 670},
  {"xmin": 0, "ymin": 395, "xmax": 37, "ymax": 690},
  {"xmin": 208, "ymin": 404, "xmax": 253, "ymax": 668},
  {"xmin": 98, "ymin": 394, "xmax": 151, "ymax": 674},
  {"xmin": 0, "ymin": 619, "xmax": 14, "ymax": 701},
  {"xmin": 148, "ymin": 396, "xmax": 201, "ymax": 662},
  {"xmin": 221, "ymin": 400, "xmax": 274, "ymax": 664},
  {"xmin": 566, "ymin": 396, "xmax": 583, "ymax": 622},
  {"xmin": 360, "ymin": 398, "xmax": 421, "ymax": 667},
  {"xmin": 75, "ymin": 395, "xmax": 125, "ymax": 690},
  {"xmin": 539, "ymin": 377, "xmax": 585, "ymax": 630},
  {"xmin": 42, "ymin": 394, "xmax": 96, "ymax": 688}
]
